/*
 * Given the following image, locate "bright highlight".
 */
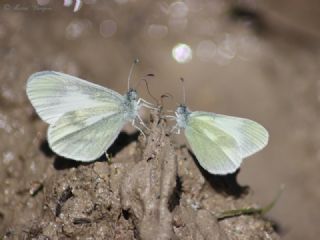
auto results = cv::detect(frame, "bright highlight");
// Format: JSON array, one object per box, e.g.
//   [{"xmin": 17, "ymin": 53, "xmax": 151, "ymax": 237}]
[{"xmin": 172, "ymin": 43, "xmax": 192, "ymax": 63}]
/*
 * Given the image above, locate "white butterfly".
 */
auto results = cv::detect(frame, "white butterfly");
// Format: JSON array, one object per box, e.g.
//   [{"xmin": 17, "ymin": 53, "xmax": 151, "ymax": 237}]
[
  {"xmin": 26, "ymin": 70, "xmax": 152, "ymax": 161},
  {"xmin": 172, "ymin": 104, "xmax": 269, "ymax": 175}
]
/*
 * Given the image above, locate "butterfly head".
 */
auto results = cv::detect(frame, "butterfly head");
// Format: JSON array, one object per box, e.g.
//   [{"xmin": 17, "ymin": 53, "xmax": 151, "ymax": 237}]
[
  {"xmin": 127, "ymin": 88, "xmax": 138, "ymax": 101},
  {"xmin": 175, "ymin": 104, "xmax": 191, "ymax": 129}
]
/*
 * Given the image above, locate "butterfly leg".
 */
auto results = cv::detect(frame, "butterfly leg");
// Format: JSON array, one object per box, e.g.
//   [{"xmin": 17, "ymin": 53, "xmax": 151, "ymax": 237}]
[
  {"xmin": 137, "ymin": 98, "xmax": 154, "ymax": 106},
  {"xmin": 142, "ymin": 103, "xmax": 159, "ymax": 110},
  {"xmin": 136, "ymin": 114, "xmax": 150, "ymax": 131},
  {"xmin": 105, "ymin": 152, "xmax": 112, "ymax": 163},
  {"xmin": 138, "ymin": 98, "xmax": 158, "ymax": 110},
  {"xmin": 132, "ymin": 119, "xmax": 146, "ymax": 139},
  {"xmin": 163, "ymin": 115, "xmax": 176, "ymax": 121},
  {"xmin": 170, "ymin": 125, "xmax": 180, "ymax": 134}
]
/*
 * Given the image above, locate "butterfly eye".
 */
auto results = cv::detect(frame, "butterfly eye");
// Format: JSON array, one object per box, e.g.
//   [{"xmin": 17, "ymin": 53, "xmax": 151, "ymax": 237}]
[
  {"xmin": 128, "ymin": 90, "xmax": 138, "ymax": 101},
  {"xmin": 177, "ymin": 105, "xmax": 187, "ymax": 114}
]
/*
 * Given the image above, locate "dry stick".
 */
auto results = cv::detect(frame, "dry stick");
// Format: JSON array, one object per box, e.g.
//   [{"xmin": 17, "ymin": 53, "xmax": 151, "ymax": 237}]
[
  {"xmin": 158, "ymin": 130, "xmax": 177, "ymax": 239},
  {"xmin": 140, "ymin": 110, "xmax": 176, "ymax": 239},
  {"xmin": 120, "ymin": 109, "xmax": 177, "ymax": 240}
]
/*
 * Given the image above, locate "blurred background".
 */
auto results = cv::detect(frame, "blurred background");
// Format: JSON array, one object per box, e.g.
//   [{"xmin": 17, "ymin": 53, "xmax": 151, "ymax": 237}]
[{"xmin": 0, "ymin": 0, "xmax": 320, "ymax": 239}]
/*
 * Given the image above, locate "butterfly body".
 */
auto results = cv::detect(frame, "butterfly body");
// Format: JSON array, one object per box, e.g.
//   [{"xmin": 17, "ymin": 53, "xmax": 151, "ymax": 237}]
[
  {"xmin": 122, "ymin": 88, "xmax": 140, "ymax": 121},
  {"xmin": 174, "ymin": 105, "xmax": 268, "ymax": 175},
  {"xmin": 175, "ymin": 104, "xmax": 190, "ymax": 129}
]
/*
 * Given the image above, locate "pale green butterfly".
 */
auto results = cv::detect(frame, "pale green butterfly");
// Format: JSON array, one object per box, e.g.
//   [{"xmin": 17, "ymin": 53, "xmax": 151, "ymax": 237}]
[
  {"xmin": 26, "ymin": 60, "xmax": 152, "ymax": 161},
  {"xmin": 171, "ymin": 80, "xmax": 269, "ymax": 175}
]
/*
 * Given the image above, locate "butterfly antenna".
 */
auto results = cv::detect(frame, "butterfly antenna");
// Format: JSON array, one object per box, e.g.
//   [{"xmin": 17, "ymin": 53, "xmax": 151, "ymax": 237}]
[
  {"xmin": 160, "ymin": 92, "xmax": 174, "ymax": 106},
  {"xmin": 142, "ymin": 78, "xmax": 158, "ymax": 104},
  {"xmin": 134, "ymin": 73, "xmax": 157, "ymax": 104},
  {"xmin": 180, "ymin": 77, "xmax": 186, "ymax": 105},
  {"xmin": 134, "ymin": 73, "xmax": 154, "ymax": 89},
  {"xmin": 128, "ymin": 58, "xmax": 140, "ymax": 90}
]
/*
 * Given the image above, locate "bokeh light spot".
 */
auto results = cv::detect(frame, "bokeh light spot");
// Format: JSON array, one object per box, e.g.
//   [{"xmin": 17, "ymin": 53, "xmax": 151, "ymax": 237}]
[
  {"xmin": 172, "ymin": 43, "xmax": 192, "ymax": 63},
  {"xmin": 66, "ymin": 21, "xmax": 84, "ymax": 40},
  {"xmin": 100, "ymin": 20, "xmax": 117, "ymax": 38},
  {"xmin": 65, "ymin": 20, "xmax": 91, "ymax": 40},
  {"xmin": 169, "ymin": 1, "xmax": 189, "ymax": 18},
  {"xmin": 64, "ymin": 0, "xmax": 73, "ymax": 7},
  {"xmin": 213, "ymin": 34, "xmax": 237, "ymax": 65}
]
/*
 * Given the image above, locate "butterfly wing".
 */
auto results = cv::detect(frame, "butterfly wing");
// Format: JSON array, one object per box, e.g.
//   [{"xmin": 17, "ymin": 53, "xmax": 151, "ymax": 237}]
[
  {"xmin": 48, "ymin": 107, "xmax": 126, "ymax": 161},
  {"xmin": 192, "ymin": 112, "xmax": 269, "ymax": 158},
  {"xmin": 185, "ymin": 112, "xmax": 242, "ymax": 175},
  {"xmin": 26, "ymin": 71, "xmax": 124, "ymax": 124},
  {"xmin": 184, "ymin": 111, "xmax": 268, "ymax": 174},
  {"xmin": 27, "ymin": 71, "xmax": 129, "ymax": 161}
]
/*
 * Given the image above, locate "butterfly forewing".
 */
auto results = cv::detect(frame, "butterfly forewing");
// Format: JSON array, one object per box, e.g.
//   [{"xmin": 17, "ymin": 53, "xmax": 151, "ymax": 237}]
[
  {"xmin": 26, "ymin": 71, "xmax": 124, "ymax": 124},
  {"xmin": 185, "ymin": 113, "xmax": 242, "ymax": 174}
]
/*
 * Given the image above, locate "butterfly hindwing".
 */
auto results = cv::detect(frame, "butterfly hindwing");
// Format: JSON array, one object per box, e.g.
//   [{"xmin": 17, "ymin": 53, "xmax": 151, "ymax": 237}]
[
  {"xmin": 48, "ymin": 106, "xmax": 126, "ymax": 161},
  {"xmin": 185, "ymin": 112, "xmax": 242, "ymax": 174}
]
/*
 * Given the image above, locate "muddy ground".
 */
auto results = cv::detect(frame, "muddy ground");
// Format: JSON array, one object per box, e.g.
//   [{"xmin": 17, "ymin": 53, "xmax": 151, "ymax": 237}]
[
  {"xmin": 0, "ymin": 0, "xmax": 320, "ymax": 239},
  {"xmin": 1, "ymin": 111, "xmax": 279, "ymax": 239}
]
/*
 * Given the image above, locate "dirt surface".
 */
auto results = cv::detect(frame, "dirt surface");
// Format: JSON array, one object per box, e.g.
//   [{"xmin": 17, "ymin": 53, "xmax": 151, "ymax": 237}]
[
  {"xmin": 2, "ymin": 111, "xmax": 278, "ymax": 239},
  {"xmin": 0, "ymin": 0, "xmax": 320, "ymax": 239}
]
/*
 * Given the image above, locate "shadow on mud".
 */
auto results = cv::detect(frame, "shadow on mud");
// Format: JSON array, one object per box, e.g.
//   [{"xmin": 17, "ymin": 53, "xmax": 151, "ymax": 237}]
[
  {"xmin": 39, "ymin": 131, "xmax": 140, "ymax": 170},
  {"xmin": 188, "ymin": 150, "xmax": 248, "ymax": 198}
]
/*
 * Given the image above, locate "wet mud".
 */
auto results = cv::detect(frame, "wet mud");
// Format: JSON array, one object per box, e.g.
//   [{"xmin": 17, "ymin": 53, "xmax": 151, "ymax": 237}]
[{"xmin": 2, "ymin": 111, "xmax": 279, "ymax": 239}]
